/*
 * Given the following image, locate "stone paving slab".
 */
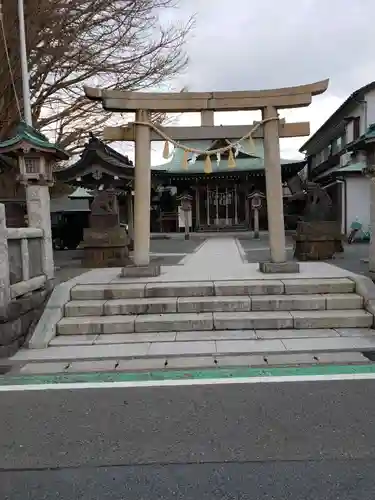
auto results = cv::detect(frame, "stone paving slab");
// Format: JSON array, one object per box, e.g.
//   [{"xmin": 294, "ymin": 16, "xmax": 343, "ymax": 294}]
[
  {"xmin": 50, "ymin": 335, "xmax": 99, "ymax": 346},
  {"xmin": 213, "ymin": 311, "xmax": 294, "ymax": 330},
  {"xmin": 251, "ymin": 294, "xmax": 325, "ymax": 311},
  {"xmin": 116, "ymin": 358, "xmax": 167, "ymax": 371},
  {"xmin": 57, "ymin": 316, "xmax": 136, "ymax": 335},
  {"xmin": 145, "ymin": 282, "xmax": 214, "ymax": 298},
  {"xmin": 255, "ymin": 329, "xmax": 340, "ymax": 339},
  {"xmin": 134, "ymin": 312, "xmax": 214, "ymax": 333},
  {"xmin": 291, "ymin": 310, "xmax": 373, "ymax": 329},
  {"xmin": 282, "ymin": 336, "xmax": 375, "ymax": 353},
  {"xmin": 175, "ymin": 330, "xmax": 257, "ymax": 341},
  {"xmin": 11, "ymin": 343, "xmax": 151, "ymax": 361},
  {"xmin": 165, "ymin": 356, "xmax": 218, "ymax": 369},
  {"xmin": 326, "ymin": 293, "xmax": 363, "ymax": 310},
  {"xmin": 282, "ymin": 278, "xmax": 355, "ymax": 295},
  {"xmin": 19, "ymin": 362, "xmax": 70, "ymax": 374},
  {"xmin": 177, "ymin": 296, "xmax": 251, "ymax": 313},
  {"xmin": 214, "ymin": 280, "xmax": 284, "ymax": 296},
  {"xmin": 71, "ymin": 283, "xmax": 147, "ymax": 300},
  {"xmin": 217, "ymin": 355, "xmax": 267, "ymax": 367},
  {"xmin": 67, "ymin": 360, "xmax": 118, "ymax": 373},
  {"xmin": 314, "ymin": 352, "xmax": 370, "ymax": 364},
  {"xmin": 94, "ymin": 332, "xmax": 177, "ymax": 344},
  {"xmin": 263, "ymin": 353, "xmax": 317, "ymax": 366},
  {"xmin": 148, "ymin": 341, "xmax": 216, "ymax": 357},
  {"xmin": 216, "ymin": 339, "xmax": 287, "ymax": 355},
  {"xmin": 335, "ymin": 328, "xmax": 375, "ymax": 337},
  {"xmin": 65, "ymin": 300, "xmax": 107, "ymax": 317},
  {"xmin": 104, "ymin": 297, "xmax": 178, "ymax": 315}
]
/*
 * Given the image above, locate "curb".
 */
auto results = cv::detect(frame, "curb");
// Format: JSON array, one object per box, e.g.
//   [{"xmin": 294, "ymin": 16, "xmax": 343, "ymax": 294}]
[{"xmin": 27, "ymin": 276, "xmax": 81, "ymax": 349}]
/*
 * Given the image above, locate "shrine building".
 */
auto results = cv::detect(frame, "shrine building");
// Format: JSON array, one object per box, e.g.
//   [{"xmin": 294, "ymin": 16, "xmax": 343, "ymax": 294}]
[{"xmin": 55, "ymin": 134, "xmax": 305, "ymax": 233}]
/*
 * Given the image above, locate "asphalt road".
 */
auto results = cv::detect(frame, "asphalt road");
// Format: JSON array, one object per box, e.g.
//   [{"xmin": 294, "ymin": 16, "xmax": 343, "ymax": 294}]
[{"xmin": 1, "ymin": 380, "xmax": 375, "ymax": 499}]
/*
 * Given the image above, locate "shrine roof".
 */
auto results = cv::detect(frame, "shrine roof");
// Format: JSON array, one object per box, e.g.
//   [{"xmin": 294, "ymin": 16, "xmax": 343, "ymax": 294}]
[
  {"xmin": 55, "ymin": 134, "xmax": 134, "ymax": 182},
  {"xmin": 153, "ymin": 139, "xmax": 305, "ymax": 174},
  {"xmin": 0, "ymin": 122, "xmax": 69, "ymax": 160}
]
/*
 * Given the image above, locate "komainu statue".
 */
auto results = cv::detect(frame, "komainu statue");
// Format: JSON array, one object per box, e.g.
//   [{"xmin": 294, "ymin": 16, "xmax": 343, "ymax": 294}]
[
  {"xmin": 81, "ymin": 188, "xmax": 131, "ymax": 268},
  {"xmin": 287, "ymin": 178, "xmax": 343, "ymax": 261}
]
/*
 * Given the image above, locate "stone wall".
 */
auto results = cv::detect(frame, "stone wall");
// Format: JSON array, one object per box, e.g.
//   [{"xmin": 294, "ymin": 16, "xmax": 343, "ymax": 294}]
[
  {"xmin": 0, "ymin": 281, "xmax": 53, "ymax": 357},
  {"xmin": 0, "ymin": 203, "xmax": 52, "ymax": 358}
]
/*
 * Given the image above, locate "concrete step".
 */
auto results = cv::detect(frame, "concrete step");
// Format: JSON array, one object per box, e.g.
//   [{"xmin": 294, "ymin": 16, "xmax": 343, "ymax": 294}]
[
  {"xmin": 12, "ymin": 333, "xmax": 375, "ymax": 364},
  {"xmin": 48, "ymin": 328, "xmax": 375, "ymax": 347},
  {"xmin": 70, "ymin": 278, "xmax": 355, "ymax": 300},
  {"xmin": 17, "ymin": 351, "xmax": 371, "ymax": 374},
  {"xmin": 64, "ymin": 293, "xmax": 364, "ymax": 317},
  {"xmin": 56, "ymin": 309, "xmax": 373, "ymax": 336}
]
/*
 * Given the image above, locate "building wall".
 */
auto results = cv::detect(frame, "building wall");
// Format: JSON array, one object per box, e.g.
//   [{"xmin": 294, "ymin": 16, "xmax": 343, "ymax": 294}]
[
  {"xmin": 307, "ymin": 87, "xmax": 375, "ymax": 176},
  {"xmin": 344, "ymin": 176, "xmax": 371, "ymax": 234}
]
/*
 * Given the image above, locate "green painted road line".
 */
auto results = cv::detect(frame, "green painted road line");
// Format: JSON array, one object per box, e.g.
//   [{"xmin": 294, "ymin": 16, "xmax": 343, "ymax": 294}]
[{"xmin": 1, "ymin": 363, "xmax": 375, "ymax": 386}]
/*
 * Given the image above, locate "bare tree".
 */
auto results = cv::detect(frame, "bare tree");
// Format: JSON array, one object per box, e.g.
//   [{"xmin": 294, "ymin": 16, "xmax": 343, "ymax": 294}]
[{"xmin": 0, "ymin": 0, "xmax": 194, "ymax": 152}]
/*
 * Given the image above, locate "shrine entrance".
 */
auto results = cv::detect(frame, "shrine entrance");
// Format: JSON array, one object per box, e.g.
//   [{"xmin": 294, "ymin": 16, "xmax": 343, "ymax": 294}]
[
  {"xmin": 84, "ymin": 79, "xmax": 329, "ymax": 273},
  {"xmin": 206, "ymin": 187, "xmax": 234, "ymax": 228}
]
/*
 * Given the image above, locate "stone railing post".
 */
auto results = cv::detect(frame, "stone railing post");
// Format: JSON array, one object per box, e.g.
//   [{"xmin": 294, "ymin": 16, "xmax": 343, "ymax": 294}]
[
  {"xmin": 26, "ymin": 184, "xmax": 54, "ymax": 280},
  {"xmin": 0, "ymin": 204, "xmax": 11, "ymax": 313}
]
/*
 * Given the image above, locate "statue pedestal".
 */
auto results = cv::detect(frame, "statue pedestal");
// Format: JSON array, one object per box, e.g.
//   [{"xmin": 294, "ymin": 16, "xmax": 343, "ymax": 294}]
[
  {"xmin": 294, "ymin": 221, "xmax": 342, "ymax": 261},
  {"xmin": 82, "ymin": 227, "xmax": 131, "ymax": 268}
]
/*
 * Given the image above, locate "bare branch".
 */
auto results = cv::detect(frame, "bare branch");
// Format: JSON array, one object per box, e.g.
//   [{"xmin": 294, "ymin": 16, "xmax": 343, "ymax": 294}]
[{"xmin": 0, "ymin": 0, "xmax": 195, "ymax": 151}]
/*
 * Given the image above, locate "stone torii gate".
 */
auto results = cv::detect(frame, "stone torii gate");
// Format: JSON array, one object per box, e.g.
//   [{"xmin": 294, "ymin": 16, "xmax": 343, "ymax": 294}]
[{"xmin": 84, "ymin": 79, "xmax": 328, "ymax": 274}]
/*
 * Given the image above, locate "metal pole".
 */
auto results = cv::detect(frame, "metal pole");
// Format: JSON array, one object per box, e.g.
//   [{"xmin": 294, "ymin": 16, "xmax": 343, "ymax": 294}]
[{"xmin": 17, "ymin": 0, "xmax": 32, "ymax": 125}]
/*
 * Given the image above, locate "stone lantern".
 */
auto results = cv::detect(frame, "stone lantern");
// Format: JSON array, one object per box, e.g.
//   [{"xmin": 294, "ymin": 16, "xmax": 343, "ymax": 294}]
[
  {"xmin": 177, "ymin": 192, "xmax": 193, "ymax": 240},
  {"xmin": 0, "ymin": 122, "xmax": 69, "ymax": 279},
  {"xmin": 0, "ymin": 122, "xmax": 68, "ymax": 185},
  {"xmin": 247, "ymin": 191, "xmax": 265, "ymax": 239}
]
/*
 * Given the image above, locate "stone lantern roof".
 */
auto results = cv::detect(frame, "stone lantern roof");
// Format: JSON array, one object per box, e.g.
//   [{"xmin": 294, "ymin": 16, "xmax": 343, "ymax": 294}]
[{"xmin": 0, "ymin": 121, "xmax": 69, "ymax": 160}]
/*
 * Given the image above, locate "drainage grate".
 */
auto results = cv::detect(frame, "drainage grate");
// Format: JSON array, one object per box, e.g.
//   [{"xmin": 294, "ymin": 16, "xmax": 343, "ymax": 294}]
[
  {"xmin": 0, "ymin": 365, "xmax": 12, "ymax": 375},
  {"xmin": 362, "ymin": 351, "xmax": 375, "ymax": 362}
]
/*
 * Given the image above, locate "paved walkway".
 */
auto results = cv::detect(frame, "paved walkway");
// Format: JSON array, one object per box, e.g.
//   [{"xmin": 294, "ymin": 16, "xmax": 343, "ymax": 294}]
[{"xmin": 179, "ymin": 237, "xmax": 243, "ymax": 269}]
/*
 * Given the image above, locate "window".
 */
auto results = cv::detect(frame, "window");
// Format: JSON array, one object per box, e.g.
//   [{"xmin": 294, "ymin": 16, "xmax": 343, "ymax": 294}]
[
  {"xmin": 353, "ymin": 117, "xmax": 361, "ymax": 140},
  {"xmin": 339, "ymin": 131, "xmax": 347, "ymax": 149}
]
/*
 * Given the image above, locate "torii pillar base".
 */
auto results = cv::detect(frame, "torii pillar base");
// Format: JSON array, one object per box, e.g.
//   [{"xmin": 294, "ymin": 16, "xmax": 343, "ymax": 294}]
[
  {"xmin": 259, "ymin": 261, "xmax": 300, "ymax": 274},
  {"xmin": 120, "ymin": 263, "xmax": 161, "ymax": 278}
]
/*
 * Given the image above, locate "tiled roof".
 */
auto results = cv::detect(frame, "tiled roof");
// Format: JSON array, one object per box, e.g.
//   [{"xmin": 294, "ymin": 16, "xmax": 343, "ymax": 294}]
[
  {"xmin": 153, "ymin": 139, "xmax": 303, "ymax": 174},
  {"xmin": 0, "ymin": 122, "xmax": 69, "ymax": 160}
]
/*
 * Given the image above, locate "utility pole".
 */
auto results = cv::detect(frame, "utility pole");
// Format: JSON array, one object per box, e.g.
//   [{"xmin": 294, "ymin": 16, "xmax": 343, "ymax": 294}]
[{"xmin": 17, "ymin": 0, "xmax": 32, "ymax": 125}]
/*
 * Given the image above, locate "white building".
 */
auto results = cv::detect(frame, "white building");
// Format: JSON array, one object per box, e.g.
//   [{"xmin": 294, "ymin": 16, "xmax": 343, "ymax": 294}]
[{"xmin": 300, "ymin": 82, "xmax": 375, "ymax": 235}]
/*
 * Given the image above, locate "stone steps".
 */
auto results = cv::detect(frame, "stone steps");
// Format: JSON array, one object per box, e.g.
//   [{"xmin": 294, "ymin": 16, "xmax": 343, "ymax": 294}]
[
  {"xmin": 69, "ymin": 278, "xmax": 356, "ymax": 300},
  {"xmin": 47, "ymin": 328, "xmax": 375, "ymax": 346},
  {"xmin": 57, "ymin": 309, "xmax": 373, "ymax": 336},
  {"xmin": 12, "ymin": 330, "xmax": 375, "ymax": 364},
  {"xmin": 64, "ymin": 293, "xmax": 364, "ymax": 317}
]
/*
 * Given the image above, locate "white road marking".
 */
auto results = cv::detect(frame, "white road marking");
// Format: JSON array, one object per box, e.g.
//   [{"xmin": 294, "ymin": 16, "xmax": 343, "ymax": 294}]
[{"xmin": 1, "ymin": 372, "xmax": 375, "ymax": 392}]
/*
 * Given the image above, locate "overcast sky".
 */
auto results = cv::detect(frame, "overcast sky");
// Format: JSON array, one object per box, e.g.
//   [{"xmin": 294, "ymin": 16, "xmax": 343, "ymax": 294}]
[{"xmin": 122, "ymin": 0, "xmax": 375, "ymax": 164}]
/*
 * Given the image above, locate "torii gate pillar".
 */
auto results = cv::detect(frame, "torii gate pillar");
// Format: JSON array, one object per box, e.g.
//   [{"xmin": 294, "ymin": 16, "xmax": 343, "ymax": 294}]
[
  {"xmin": 262, "ymin": 106, "xmax": 287, "ymax": 263},
  {"xmin": 133, "ymin": 110, "xmax": 151, "ymax": 267}
]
